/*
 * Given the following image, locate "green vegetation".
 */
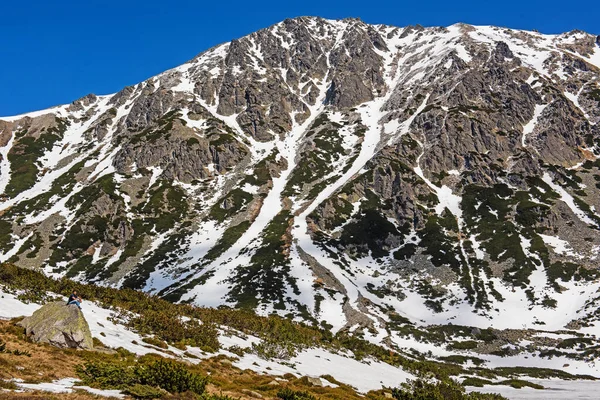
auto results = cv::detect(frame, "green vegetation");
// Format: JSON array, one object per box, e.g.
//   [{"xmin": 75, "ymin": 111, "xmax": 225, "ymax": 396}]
[
  {"xmin": 241, "ymin": 150, "xmax": 277, "ymax": 187},
  {"xmin": 0, "ymin": 220, "xmax": 13, "ymax": 254},
  {"xmin": 129, "ymin": 110, "xmax": 180, "ymax": 144},
  {"xmin": 209, "ymin": 188, "xmax": 253, "ymax": 223},
  {"xmin": 392, "ymin": 379, "xmax": 506, "ymax": 399},
  {"xmin": 204, "ymin": 221, "xmax": 251, "ymax": 261},
  {"xmin": 283, "ymin": 113, "xmax": 357, "ymax": 198},
  {"xmin": 438, "ymin": 355, "xmax": 486, "ymax": 366},
  {"xmin": 584, "ymin": 88, "xmax": 600, "ymax": 103},
  {"xmin": 462, "ymin": 377, "xmax": 543, "ymax": 389},
  {"xmin": 123, "ymin": 227, "xmax": 191, "ymax": 290},
  {"xmin": 142, "ymin": 337, "xmax": 169, "ymax": 349},
  {"xmin": 229, "ymin": 211, "xmax": 296, "ymax": 309},
  {"xmin": 448, "ymin": 341, "xmax": 478, "ymax": 351},
  {"xmin": 339, "ymin": 209, "xmax": 400, "ymax": 259},
  {"xmin": 137, "ymin": 182, "xmax": 189, "ymax": 232},
  {"xmin": 0, "ymin": 263, "xmax": 219, "ymax": 351},
  {"xmin": 418, "ymin": 211, "xmax": 461, "ymax": 270},
  {"xmin": 208, "ymin": 132, "xmax": 237, "ymax": 148},
  {"xmin": 77, "ymin": 357, "xmax": 208, "ymax": 396},
  {"xmin": 5, "ymin": 118, "xmax": 69, "ymax": 198},
  {"xmin": 2, "ymin": 159, "xmax": 86, "ymax": 225},
  {"xmin": 277, "ymin": 388, "xmax": 318, "ymax": 400}
]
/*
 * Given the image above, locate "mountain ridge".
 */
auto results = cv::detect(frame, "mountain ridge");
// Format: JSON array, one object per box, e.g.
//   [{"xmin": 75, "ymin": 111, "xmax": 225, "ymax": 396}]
[{"xmin": 4, "ymin": 17, "xmax": 598, "ymax": 121}]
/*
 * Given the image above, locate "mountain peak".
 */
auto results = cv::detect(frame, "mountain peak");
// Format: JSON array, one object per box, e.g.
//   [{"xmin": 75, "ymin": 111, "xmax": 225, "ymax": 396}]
[{"xmin": 0, "ymin": 18, "xmax": 599, "ymax": 359}]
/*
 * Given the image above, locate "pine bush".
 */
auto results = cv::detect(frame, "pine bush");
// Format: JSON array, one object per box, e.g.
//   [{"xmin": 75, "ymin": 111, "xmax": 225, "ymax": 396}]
[
  {"xmin": 277, "ymin": 388, "xmax": 318, "ymax": 400},
  {"xmin": 392, "ymin": 379, "xmax": 507, "ymax": 400}
]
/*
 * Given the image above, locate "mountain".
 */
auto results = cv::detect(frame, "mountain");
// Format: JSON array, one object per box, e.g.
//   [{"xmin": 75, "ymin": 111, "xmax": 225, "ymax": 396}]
[{"xmin": 1, "ymin": 16, "xmax": 600, "ymax": 346}]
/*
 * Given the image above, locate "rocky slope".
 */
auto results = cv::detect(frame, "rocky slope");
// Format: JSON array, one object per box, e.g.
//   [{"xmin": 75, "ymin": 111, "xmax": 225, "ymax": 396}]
[{"xmin": 1, "ymin": 17, "xmax": 600, "ymax": 348}]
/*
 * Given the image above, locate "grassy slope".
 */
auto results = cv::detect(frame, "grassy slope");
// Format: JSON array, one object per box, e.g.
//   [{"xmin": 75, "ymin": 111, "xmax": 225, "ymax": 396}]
[{"xmin": 0, "ymin": 319, "xmax": 391, "ymax": 400}]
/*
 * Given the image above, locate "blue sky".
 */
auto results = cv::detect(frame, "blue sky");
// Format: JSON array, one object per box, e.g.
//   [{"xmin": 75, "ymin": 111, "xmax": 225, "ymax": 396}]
[{"xmin": 1, "ymin": 0, "xmax": 598, "ymax": 116}]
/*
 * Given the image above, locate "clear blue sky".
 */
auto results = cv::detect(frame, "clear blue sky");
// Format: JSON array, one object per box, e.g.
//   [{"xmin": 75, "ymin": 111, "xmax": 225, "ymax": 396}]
[{"xmin": 1, "ymin": 0, "xmax": 598, "ymax": 116}]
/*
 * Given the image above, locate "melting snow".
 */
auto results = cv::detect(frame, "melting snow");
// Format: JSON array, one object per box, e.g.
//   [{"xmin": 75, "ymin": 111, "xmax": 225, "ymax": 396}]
[
  {"xmin": 14, "ymin": 377, "xmax": 124, "ymax": 398},
  {"xmin": 542, "ymin": 173, "xmax": 596, "ymax": 226},
  {"xmin": 539, "ymin": 234, "xmax": 583, "ymax": 259},
  {"xmin": 522, "ymin": 104, "xmax": 548, "ymax": 147}
]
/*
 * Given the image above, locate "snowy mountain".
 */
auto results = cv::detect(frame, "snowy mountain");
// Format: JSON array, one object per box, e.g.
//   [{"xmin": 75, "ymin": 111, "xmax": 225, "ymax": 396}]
[{"xmin": 1, "ymin": 16, "xmax": 600, "ymax": 350}]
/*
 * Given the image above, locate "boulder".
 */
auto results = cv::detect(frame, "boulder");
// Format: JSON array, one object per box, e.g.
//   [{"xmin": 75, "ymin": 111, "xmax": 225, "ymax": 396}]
[
  {"xmin": 240, "ymin": 389, "xmax": 263, "ymax": 398},
  {"xmin": 18, "ymin": 301, "xmax": 93, "ymax": 349},
  {"xmin": 305, "ymin": 376, "xmax": 324, "ymax": 387}
]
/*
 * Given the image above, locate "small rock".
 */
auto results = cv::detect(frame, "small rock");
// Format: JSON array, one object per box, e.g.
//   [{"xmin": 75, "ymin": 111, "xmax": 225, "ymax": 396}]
[
  {"xmin": 306, "ymin": 376, "xmax": 324, "ymax": 387},
  {"xmin": 384, "ymin": 393, "xmax": 394, "ymax": 399},
  {"xmin": 267, "ymin": 380, "xmax": 280, "ymax": 386},
  {"xmin": 563, "ymin": 363, "xmax": 570, "ymax": 368},
  {"xmin": 219, "ymin": 359, "xmax": 233, "ymax": 366},
  {"xmin": 241, "ymin": 389, "xmax": 263, "ymax": 398}
]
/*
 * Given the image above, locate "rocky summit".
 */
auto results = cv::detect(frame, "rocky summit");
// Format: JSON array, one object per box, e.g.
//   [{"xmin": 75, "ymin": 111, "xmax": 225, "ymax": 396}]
[{"xmin": 1, "ymin": 17, "xmax": 600, "ymax": 342}]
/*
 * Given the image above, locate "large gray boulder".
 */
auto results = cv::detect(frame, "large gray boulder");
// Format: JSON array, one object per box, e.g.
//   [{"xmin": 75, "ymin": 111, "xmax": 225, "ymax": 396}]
[{"xmin": 18, "ymin": 301, "xmax": 93, "ymax": 350}]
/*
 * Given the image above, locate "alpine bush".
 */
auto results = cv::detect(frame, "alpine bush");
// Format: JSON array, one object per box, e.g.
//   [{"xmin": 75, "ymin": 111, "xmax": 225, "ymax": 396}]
[
  {"xmin": 392, "ymin": 379, "xmax": 507, "ymax": 400},
  {"xmin": 77, "ymin": 358, "xmax": 208, "ymax": 396},
  {"xmin": 277, "ymin": 388, "xmax": 318, "ymax": 400}
]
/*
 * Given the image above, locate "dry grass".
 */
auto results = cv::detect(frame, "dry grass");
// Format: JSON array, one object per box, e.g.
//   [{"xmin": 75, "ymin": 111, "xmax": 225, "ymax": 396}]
[
  {"xmin": 200, "ymin": 355, "xmax": 391, "ymax": 400},
  {"xmin": 0, "ymin": 392, "xmax": 111, "ymax": 400},
  {"xmin": 0, "ymin": 319, "xmax": 84, "ymax": 384}
]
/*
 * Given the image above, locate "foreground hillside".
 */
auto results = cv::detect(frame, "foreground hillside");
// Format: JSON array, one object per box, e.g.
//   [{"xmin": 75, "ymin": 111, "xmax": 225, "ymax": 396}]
[{"xmin": 1, "ymin": 263, "xmax": 599, "ymax": 399}]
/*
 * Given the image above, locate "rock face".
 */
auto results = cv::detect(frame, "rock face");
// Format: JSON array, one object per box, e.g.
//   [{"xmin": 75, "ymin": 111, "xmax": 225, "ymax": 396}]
[
  {"xmin": 0, "ymin": 18, "xmax": 600, "ymax": 337},
  {"xmin": 18, "ymin": 302, "xmax": 93, "ymax": 350}
]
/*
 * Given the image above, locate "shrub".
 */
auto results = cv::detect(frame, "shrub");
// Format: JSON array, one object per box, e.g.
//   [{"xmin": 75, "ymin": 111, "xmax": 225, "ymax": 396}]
[
  {"xmin": 392, "ymin": 379, "xmax": 507, "ymax": 400},
  {"xmin": 142, "ymin": 337, "xmax": 169, "ymax": 349},
  {"xmin": 11, "ymin": 349, "xmax": 31, "ymax": 357},
  {"xmin": 76, "ymin": 361, "xmax": 138, "ymax": 388},
  {"xmin": 0, "ymin": 379, "xmax": 18, "ymax": 390},
  {"xmin": 277, "ymin": 388, "xmax": 318, "ymax": 400},
  {"xmin": 136, "ymin": 359, "xmax": 208, "ymax": 395},
  {"xmin": 92, "ymin": 337, "xmax": 106, "ymax": 348},
  {"xmin": 162, "ymin": 393, "xmax": 235, "ymax": 400},
  {"xmin": 252, "ymin": 340, "xmax": 298, "ymax": 360},
  {"xmin": 77, "ymin": 359, "xmax": 208, "ymax": 395},
  {"xmin": 122, "ymin": 384, "xmax": 166, "ymax": 399},
  {"xmin": 447, "ymin": 341, "xmax": 478, "ymax": 351}
]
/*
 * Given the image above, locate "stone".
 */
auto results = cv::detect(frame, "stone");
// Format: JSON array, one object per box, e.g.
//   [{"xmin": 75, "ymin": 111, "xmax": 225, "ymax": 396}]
[
  {"xmin": 306, "ymin": 376, "xmax": 324, "ymax": 387},
  {"xmin": 18, "ymin": 301, "xmax": 93, "ymax": 350},
  {"xmin": 240, "ymin": 389, "xmax": 263, "ymax": 398},
  {"xmin": 267, "ymin": 380, "xmax": 280, "ymax": 386}
]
